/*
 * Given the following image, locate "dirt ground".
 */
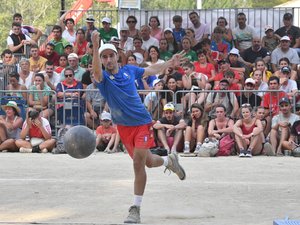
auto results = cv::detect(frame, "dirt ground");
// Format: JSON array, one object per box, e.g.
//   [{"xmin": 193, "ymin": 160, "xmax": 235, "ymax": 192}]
[{"xmin": 0, "ymin": 152, "xmax": 300, "ymax": 225}]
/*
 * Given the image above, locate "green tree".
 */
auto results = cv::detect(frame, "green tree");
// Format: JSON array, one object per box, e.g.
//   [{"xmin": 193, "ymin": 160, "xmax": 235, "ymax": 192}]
[{"xmin": 142, "ymin": 0, "xmax": 196, "ymax": 10}]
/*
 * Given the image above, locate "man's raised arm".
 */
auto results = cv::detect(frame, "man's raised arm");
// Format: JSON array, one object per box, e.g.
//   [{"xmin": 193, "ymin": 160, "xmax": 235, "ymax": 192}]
[{"xmin": 91, "ymin": 31, "xmax": 103, "ymax": 82}]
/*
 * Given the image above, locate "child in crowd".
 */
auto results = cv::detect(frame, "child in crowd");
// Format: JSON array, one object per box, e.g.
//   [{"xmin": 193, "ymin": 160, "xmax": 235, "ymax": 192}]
[
  {"xmin": 261, "ymin": 25, "xmax": 280, "ymax": 53},
  {"xmin": 172, "ymin": 15, "xmax": 186, "ymax": 46},
  {"xmin": 249, "ymin": 58, "xmax": 272, "ymax": 83},
  {"xmin": 144, "ymin": 79, "xmax": 164, "ymax": 120},
  {"xmin": 96, "ymin": 111, "xmax": 120, "ymax": 153}
]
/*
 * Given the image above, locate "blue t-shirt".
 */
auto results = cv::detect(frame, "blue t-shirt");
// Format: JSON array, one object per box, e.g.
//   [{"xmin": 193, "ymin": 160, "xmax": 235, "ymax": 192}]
[{"xmin": 96, "ymin": 65, "xmax": 152, "ymax": 126}]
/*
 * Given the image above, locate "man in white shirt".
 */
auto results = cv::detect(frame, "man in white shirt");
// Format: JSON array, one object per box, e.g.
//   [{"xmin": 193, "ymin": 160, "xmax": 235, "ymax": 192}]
[
  {"xmin": 233, "ymin": 12, "xmax": 256, "ymax": 53},
  {"xmin": 188, "ymin": 11, "xmax": 210, "ymax": 42},
  {"xmin": 43, "ymin": 61, "xmax": 61, "ymax": 90},
  {"xmin": 119, "ymin": 26, "xmax": 133, "ymax": 54},
  {"xmin": 140, "ymin": 25, "xmax": 159, "ymax": 51}
]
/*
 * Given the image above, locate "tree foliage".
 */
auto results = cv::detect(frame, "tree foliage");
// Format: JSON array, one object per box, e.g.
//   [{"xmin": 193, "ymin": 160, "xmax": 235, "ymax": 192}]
[{"xmin": 142, "ymin": 0, "xmax": 196, "ymax": 10}]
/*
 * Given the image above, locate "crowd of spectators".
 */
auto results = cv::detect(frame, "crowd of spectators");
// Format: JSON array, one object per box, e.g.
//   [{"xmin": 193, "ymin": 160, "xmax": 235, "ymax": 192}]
[{"xmin": 0, "ymin": 11, "xmax": 300, "ymax": 157}]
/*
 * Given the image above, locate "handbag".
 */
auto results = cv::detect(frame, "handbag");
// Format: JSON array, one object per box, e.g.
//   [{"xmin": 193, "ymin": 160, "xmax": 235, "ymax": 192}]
[
  {"xmin": 217, "ymin": 134, "xmax": 235, "ymax": 156},
  {"xmin": 198, "ymin": 139, "xmax": 219, "ymax": 157}
]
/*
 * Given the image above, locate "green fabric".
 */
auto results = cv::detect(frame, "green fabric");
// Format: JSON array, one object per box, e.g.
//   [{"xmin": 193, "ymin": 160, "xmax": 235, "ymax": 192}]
[{"xmin": 98, "ymin": 28, "xmax": 119, "ymax": 43}]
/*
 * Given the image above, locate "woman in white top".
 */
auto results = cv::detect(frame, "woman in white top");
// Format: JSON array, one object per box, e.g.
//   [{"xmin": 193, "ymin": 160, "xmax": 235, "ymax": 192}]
[
  {"xmin": 0, "ymin": 101, "xmax": 23, "ymax": 152},
  {"xmin": 59, "ymin": 12, "xmax": 76, "ymax": 44},
  {"xmin": 146, "ymin": 45, "xmax": 164, "ymax": 66},
  {"xmin": 252, "ymin": 69, "xmax": 268, "ymax": 97}
]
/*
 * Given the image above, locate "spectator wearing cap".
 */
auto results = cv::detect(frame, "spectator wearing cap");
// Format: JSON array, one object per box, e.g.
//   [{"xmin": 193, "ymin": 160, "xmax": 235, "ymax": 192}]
[
  {"xmin": 153, "ymin": 103, "xmax": 186, "ymax": 154},
  {"xmin": 232, "ymin": 12, "xmax": 256, "ymax": 53},
  {"xmin": 163, "ymin": 28, "xmax": 180, "ymax": 54},
  {"xmin": 125, "ymin": 15, "xmax": 140, "ymax": 38},
  {"xmin": 205, "ymin": 78, "xmax": 239, "ymax": 119},
  {"xmin": 74, "ymin": 28, "xmax": 89, "ymax": 60},
  {"xmin": 172, "ymin": 15, "xmax": 186, "ymax": 45},
  {"xmin": 144, "ymin": 79, "xmax": 164, "ymax": 119},
  {"xmin": 149, "ymin": 16, "xmax": 163, "ymax": 41},
  {"xmin": 270, "ymin": 35, "xmax": 300, "ymax": 72},
  {"xmin": 241, "ymin": 37, "xmax": 271, "ymax": 70},
  {"xmin": 237, "ymin": 78, "xmax": 262, "ymax": 107},
  {"xmin": 0, "ymin": 101, "xmax": 23, "ymax": 152},
  {"xmin": 119, "ymin": 26, "xmax": 133, "ymax": 54},
  {"xmin": 261, "ymin": 76, "xmax": 286, "ymax": 117},
  {"xmin": 61, "ymin": 53, "xmax": 85, "ymax": 81},
  {"xmin": 63, "ymin": 42, "xmax": 74, "ymax": 56},
  {"xmin": 49, "ymin": 25, "xmax": 70, "ymax": 55},
  {"xmin": 278, "ymin": 66, "xmax": 298, "ymax": 97},
  {"xmin": 227, "ymin": 48, "xmax": 247, "ymax": 76},
  {"xmin": 214, "ymin": 59, "xmax": 242, "ymax": 88},
  {"xmin": 83, "ymin": 15, "xmax": 98, "ymax": 42},
  {"xmin": 96, "ymin": 111, "xmax": 120, "ymax": 153},
  {"xmin": 39, "ymin": 42, "xmax": 60, "ymax": 66},
  {"xmin": 274, "ymin": 12, "xmax": 300, "ymax": 55},
  {"xmin": 210, "ymin": 26, "xmax": 230, "ymax": 59},
  {"xmin": 270, "ymin": 97, "xmax": 300, "ymax": 156},
  {"xmin": 29, "ymin": 44, "xmax": 47, "ymax": 73},
  {"xmin": 261, "ymin": 25, "xmax": 280, "ymax": 52},
  {"xmin": 98, "ymin": 17, "xmax": 118, "ymax": 44},
  {"xmin": 140, "ymin": 25, "xmax": 159, "ymax": 51}
]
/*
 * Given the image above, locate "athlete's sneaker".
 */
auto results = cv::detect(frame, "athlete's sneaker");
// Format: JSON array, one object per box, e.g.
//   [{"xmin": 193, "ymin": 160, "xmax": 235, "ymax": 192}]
[
  {"xmin": 124, "ymin": 205, "xmax": 141, "ymax": 224},
  {"xmin": 165, "ymin": 153, "xmax": 186, "ymax": 180},
  {"xmin": 19, "ymin": 147, "xmax": 32, "ymax": 153}
]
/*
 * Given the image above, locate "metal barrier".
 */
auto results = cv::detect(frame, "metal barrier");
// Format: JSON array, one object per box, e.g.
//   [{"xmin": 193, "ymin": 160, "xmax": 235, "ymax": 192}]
[
  {"xmin": 62, "ymin": 7, "xmax": 300, "ymax": 38},
  {"xmin": 174, "ymin": 89, "xmax": 299, "ymax": 119}
]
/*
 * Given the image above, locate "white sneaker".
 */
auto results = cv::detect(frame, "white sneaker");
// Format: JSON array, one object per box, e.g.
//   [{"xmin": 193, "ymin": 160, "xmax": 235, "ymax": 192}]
[
  {"xmin": 124, "ymin": 205, "xmax": 141, "ymax": 224},
  {"xmin": 19, "ymin": 147, "xmax": 32, "ymax": 153}
]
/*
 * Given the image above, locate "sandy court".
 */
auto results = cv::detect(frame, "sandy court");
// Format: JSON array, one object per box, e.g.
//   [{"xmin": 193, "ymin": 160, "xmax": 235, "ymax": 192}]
[{"xmin": 0, "ymin": 152, "xmax": 300, "ymax": 225}]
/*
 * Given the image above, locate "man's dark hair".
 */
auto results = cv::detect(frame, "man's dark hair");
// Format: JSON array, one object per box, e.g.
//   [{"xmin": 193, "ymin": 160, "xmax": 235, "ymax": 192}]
[
  {"xmin": 13, "ymin": 13, "xmax": 22, "ymax": 19},
  {"xmin": 52, "ymin": 25, "xmax": 62, "ymax": 33},
  {"xmin": 172, "ymin": 15, "xmax": 182, "ymax": 23},
  {"xmin": 283, "ymin": 12, "xmax": 293, "ymax": 20},
  {"xmin": 46, "ymin": 61, "xmax": 54, "ymax": 66},
  {"xmin": 189, "ymin": 11, "xmax": 199, "ymax": 17},
  {"xmin": 9, "ymin": 72, "xmax": 20, "ymax": 81},
  {"xmin": 12, "ymin": 22, "xmax": 21, "ymax": 28},
  {"xmin": 1, "ymin": 49, "xmax": 13, "ymax": 58},
  {"xmin": 268, "ymin": 76, "xmax": 279, "ymax": 84},
  {"xmin": 237, "ymin": 12, "xmax": 246, "ymax": 18},
  {"xmin": 65, "ymin": 67, "xmax": 75, "ymax": 75}
]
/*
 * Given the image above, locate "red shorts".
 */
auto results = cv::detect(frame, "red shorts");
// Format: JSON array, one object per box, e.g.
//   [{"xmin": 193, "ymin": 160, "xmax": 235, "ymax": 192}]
[{"xmin": 117, "ymin": 123, "xmax": 155, "ymax": 158}]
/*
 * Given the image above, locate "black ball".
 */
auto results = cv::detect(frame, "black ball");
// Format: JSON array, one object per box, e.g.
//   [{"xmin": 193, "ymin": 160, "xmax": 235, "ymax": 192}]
[{"xmin": 64, "ymin": 125, "xmax": 96, "ymax": 159}]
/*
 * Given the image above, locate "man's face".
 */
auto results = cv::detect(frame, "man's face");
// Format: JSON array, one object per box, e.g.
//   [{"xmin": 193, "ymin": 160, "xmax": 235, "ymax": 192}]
[
  {"xmin": 164, "ymin": 110, "xmax": 174, "ymax": 121},
  {"xmin": 12, "ymin": 26, "xmax": 21, "ymax": 35},
  {"xmin": 30, "ymin": 48, "xmax": 39, "ymax": 58},
  {"xmin": 237, "ymin": 15, "xmax": 246, "ymax": 27},
  {"xmin": 120, "ymin": 30, "xmax": 128, "ymax": 40},
  {"xmin": 244, "ymin": 82, "xmax": 254, "ymax": 92},
  {"xmin": 252, "ymin": 38, "xmax": 261, "ymax": 51},
  {"xmin": 64, "ymin": 46, "xmax": 73, "ymax": 55},
  {"xmin": 45, "ymin": 45, "xmax": 54, "ymax": 55},
  {"xmin": 100, "ymin": 49, "xmax": 118, "ymax": 72},
  {"xmin": 140, "ymin": 26, "xmax": 150, "ymax": 40},
  {"xmin": 102, "ymin": 22, "xmax": 110, "ymax": 30},
  {"xmin": 20, "ymin": 61, "xmax": 30, "ymax": 71},
  {"xmin": 219, "ymin": 82, "xmax": 229, "ymax": 90},
  {"xmin": 229, "ymin": 54, "xmax": 238, "ymax": 63},
  {"xmin": 224, "ymin": 76, "xmax": 234, "ymax": 85},
  {"xmin": 280, "ymin": 40, "xmax": 290, "ymax": 49},
  {"xmin": 283, "ymin": 18, "xmax": 292, "ymax": 27},
  {"xmin": 68, "ymin": 57, "xmax": 78, "ymax": 68},
  {"xmin": 189, "ymin": 13, "xmax": 199, "ymax": 25},
  {"xmin": 13, "ymin": 16, "xmax": 23, "ymax": 24},
  {"xmin": 46, "ymin": 65, "xmax": 54, "ymax": 76},
  {"xmin": 268, "ymin": 80, "xmax": 279, "ymax": 90},
  {"xmin": 280, "ymin": 102, "xmax": 291, "ymax": 115},
  {"xmin": 52, "ymin": 29, "xmax": 62, "ymax": 39},
  {"xmin": 3, "ymin": 53, "xmax": 13, "ymax": 63}
]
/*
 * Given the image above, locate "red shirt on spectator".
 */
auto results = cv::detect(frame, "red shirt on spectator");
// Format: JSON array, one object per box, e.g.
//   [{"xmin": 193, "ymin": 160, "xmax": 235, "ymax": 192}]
[
  {"xmin": 193, "ymin": 62, "xmax": 215, "ymax": 79},
  {"xmin": 39, "ymin": 51, "xmax": 60, "ymax": 66},
  {"xmin": 261, "ymin": 91, "xmax": 286, "ymax": 116},
  {"xmin": 74, "ymin": 41, "xmax": 88, "ymax": 57},
  {"xmin": 214, "ymin": 70, "xmax": 241, "ymax": 82}
]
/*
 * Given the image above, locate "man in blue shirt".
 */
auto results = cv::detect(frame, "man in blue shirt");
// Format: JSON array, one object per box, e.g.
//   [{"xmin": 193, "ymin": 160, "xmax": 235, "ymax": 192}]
[{"xmin": 91, "ymin": 31, "xmax": 186, "ymax": 224}]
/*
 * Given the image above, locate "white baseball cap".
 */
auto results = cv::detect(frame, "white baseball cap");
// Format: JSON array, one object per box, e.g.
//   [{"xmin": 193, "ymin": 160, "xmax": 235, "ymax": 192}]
[
  {"xmin": 67, "ymin": 53, "xmax": 78, "ymax": 59},
  {"xmin": 245, "ymin": 78, "xmax": 256, "ymax": 85},
  {"xmin": 98, "ymin": 44, "xmax": 118, "ymax": 55},
  {"xmin": 100, "ymin": 111, "xmax": 112, "ymax": 120},
  {"xmin": 280, "ymin": 35, "xmax": 291, "ymax": 41},
  {"xmin": 152, "ymin": 79, "xmax": 163, "ymax": 87},
  {"xmin": 229, "ymin": 48, "xmax": 240, "ymax": 56},
  {"xmin": 102, "ymin": 17, "xmax": 111, "ymax": 24},
  {"xmin": 164, "ymin": 28, "xmax": 173, "ymax": 33}
]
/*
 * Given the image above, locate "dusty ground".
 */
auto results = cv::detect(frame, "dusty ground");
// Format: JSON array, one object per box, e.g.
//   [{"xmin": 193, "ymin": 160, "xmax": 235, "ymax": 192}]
[{"xmin": 0, "ymin": 152, "xmax": 299, "ymax": 225}]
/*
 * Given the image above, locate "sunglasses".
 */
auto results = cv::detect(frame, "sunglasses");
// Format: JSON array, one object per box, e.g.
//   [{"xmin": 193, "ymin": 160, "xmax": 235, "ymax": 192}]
[
  {"xmin": 127, "ymin": 21, "xmax": 136, "ymax": 23},
  {"xmin": 65, "ymin": 74, "xmax": 73, "ymax": 78}
]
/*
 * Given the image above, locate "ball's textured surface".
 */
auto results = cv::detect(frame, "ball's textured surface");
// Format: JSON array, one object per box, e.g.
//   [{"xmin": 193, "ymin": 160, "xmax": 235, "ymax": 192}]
[{"xmin": 64, "ymin": 125, "xmax": 96, "ymax": 159}]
